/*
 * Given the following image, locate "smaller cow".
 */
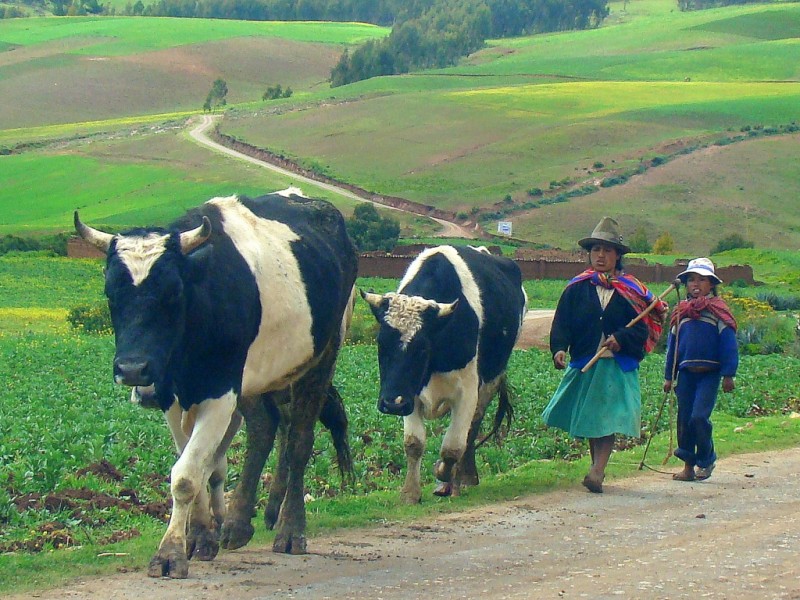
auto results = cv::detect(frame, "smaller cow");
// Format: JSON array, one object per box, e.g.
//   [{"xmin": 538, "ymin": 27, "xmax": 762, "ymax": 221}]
[{"xmin": 362, "ymin": 245, "xmax": 527, "ymax": 502}]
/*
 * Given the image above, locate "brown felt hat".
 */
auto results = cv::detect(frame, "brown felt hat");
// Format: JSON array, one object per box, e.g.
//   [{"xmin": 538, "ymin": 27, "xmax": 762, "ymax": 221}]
[{"xmin": 578, "ymin": 216, "xmax": 631, "ymax": 254}]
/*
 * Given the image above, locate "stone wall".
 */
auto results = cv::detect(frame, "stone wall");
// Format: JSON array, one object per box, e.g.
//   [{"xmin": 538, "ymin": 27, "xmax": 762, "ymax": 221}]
[
  {"xmin": 68, "ymin": 237, "xmax": 755, "ymax": 285},
  {"xmin": 358, "ymin": 252, "xmax": 755, "ymax": 285}
]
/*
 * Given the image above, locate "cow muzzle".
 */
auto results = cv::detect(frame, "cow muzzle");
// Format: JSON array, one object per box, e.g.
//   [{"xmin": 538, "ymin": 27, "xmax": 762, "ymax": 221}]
[
  {"xmin": 378, "ymin": 395, "xmax": 414, "ymax": 417},
  {"xmin": 114, "ymin": 357, "xmax": 153, "ymax": 387}
]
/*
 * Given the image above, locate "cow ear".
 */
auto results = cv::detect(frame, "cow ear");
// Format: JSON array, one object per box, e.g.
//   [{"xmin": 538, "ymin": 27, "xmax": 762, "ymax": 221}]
[
  {"xmin": 186, "ymin": 245, "xmax": 212, "ymax": 283},
  {"xmin": 436, "ymin": 299, "xmax": 459, "ymax": 318}
]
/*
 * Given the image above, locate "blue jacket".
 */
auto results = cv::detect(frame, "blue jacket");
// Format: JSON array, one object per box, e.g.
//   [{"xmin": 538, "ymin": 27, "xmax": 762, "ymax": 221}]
[{"xmin": 664, "ymin": 306, "xmax": 738, "ymax": 379}]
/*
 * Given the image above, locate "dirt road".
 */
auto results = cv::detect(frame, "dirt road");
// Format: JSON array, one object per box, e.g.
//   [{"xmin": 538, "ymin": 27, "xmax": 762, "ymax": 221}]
[
  {"xmin": 188, "ymin": 115, "xmax": 477, "ymax": 239},
  {"xmin": 13, "ymin": 447, "xmax": 800, "ymax": 600}
]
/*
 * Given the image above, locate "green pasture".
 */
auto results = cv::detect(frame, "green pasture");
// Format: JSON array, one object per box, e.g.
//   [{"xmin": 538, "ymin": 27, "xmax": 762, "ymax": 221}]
[
  {"xmin": 3, "ymin": 0, "xmax": 800, "ymax": 254},
  {"xmin": 456, "ymin": 3, "xmax": 800, "ymax": 82},
  {"xmin": 0, "ymin": 127, "xmax": 412, "ymax": 236},
  {"xmin": 506, "ymin": 132, "xmax": 800, "ymax": 256},
  {"xmin": 0, "ymin": 17, "xmax": 388, "ymax": 130},
  {"xmin": 222, "ymin": 79, "xmax": 800, "ymax": 213},
  {"xmin": 2, "ymin": 252, "xmax": 800, "ymax": 594},
  {"xmin": 0, "ymin": 16, "xmax": 388, "ymax": 53}
]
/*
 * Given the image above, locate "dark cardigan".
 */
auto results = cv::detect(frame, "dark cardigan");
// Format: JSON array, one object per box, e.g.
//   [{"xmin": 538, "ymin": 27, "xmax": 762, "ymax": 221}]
[{"xmin": 550, "ymin": 279, "xmax": 648, "ymax": 363}]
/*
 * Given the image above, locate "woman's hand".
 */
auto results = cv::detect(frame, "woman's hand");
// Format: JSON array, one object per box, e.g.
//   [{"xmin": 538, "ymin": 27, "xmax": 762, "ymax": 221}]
[
  {"xmin": 553, "ymin": 350, "xmax": 567, "ymax": 370},
  {"xmin": 663, "ymin": 380, "xmax": 673, "ymax": 393},
  {"xmin": 603, "ymin": 334, "xmax": 621, "ymax": 353}
]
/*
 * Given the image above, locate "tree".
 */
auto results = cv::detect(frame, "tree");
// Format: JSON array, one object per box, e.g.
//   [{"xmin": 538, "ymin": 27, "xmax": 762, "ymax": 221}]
[
  {"xmin": 346, "ymin": 203, "xmax": 400, "ymax": 252},
  {"xmin": 628, "ymin": 228, "xmax": 652, "ymax": 253},
  {"xmin": 652, "ymin": 232, "xmax": 675, "ymax": 255},
  {"xmin": 203, "ymin": 79, "xmax": 228, "ymax": 112}
]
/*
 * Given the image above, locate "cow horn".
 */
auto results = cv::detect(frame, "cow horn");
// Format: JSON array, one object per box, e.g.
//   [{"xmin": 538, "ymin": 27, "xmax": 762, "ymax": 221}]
[
  {"xmin": 360, "ymin": 289, "xmax": 384, "ymax": 308},
  {"xmin": 179, "ymin": 216, "xmax": 212, "ymax": 254},
  {"xmin": 436, "ymin": 299, "xmax": 459, "ymax": 317},
  {"xmin": 74, "ymin": 211, "xmax": 114, "ymax": 252}
]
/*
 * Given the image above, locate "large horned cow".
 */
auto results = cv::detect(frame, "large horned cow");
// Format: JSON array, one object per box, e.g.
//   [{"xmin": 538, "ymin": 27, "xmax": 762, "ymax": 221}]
[
  {"xmin": 75, "ymin": 188, "xmax": 357, "ymax": 578},
  {"xmin": 363, "ymin": 245, "xmax": 527, "ymax": 502}
]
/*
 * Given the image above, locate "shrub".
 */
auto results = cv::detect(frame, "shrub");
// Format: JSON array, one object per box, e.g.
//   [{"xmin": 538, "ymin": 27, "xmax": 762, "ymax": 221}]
[
  {"xmin": 628, "ymin": 228, "xmax": 652, "ymax": 253},
  {"xmin": 736, "ymin": 315, "xmax": 795, "ymax": 356},
  {"xmin": 652, "ymin": 232, "xmax": 674, "ymax": 254},
  {"xmin": 712, "ymin": 233, "xmax": 754, "ymax": 254},
  {"xmin": 67, "ymin": 304, "xmax": 112, "ymax": 335},
  {"xmin": 346, "ymin": 203, "xmax": 400, "ymax": 252},
  {"xmin": 527, "ymin": 188, "xmax": 543, "ymax": 197}
]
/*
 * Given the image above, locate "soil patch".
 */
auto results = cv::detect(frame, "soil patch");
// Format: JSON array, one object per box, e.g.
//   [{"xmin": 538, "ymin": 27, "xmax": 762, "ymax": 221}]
[{"xmin": 9, "ymin": 448, "xmax": 800, "ymax": 599}]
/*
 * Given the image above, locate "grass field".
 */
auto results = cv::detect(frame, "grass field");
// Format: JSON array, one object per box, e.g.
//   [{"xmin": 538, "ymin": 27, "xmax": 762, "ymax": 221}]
[
  {"xmin": 0, "ymin": 17, "xmax": 389, "ymax": 130},
  {"xmin": 2, "ymin": 252, "xmax": 800, "ymax": 594},
  {"xmin": 2, "ymin": 1, "xmax": 799, "ymax": 253},
  {"xmin": 0, "ymin": 124, "xmax": 422, "ymax": 235}
]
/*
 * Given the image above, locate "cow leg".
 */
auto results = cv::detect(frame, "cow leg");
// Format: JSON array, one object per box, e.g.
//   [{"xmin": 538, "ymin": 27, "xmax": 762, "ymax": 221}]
[
  {"xmin": 189, "ymin": 410, "xmax": 242, "ymax": 561},
  {"xmin": 221, "ymin": 394, "xmax": 280, "ymax": 550},
  {"xmin": 148, "ymin": 392, "xmax": 237, "ymax": 579},
  {"xmin": 401, "ymin": 404, "xmax": 426, "ymax": 504},
  {"xmin": 163, "ymin": 404, "xmax": 221, "ymax": 560},
  {"xmin": 271, "ymin": 350, "xmax": 336, "ymax": 554},
  {"xmin": 434, "ymin": 370, "xmax": 479, "ymax": 488},
  {"xmin": 264, "ymin": 417, "xmax": 290, "ymax": 530},
  {"xmin": 457, "ymin": 379, "xmax": 500, "ymax": 491}
]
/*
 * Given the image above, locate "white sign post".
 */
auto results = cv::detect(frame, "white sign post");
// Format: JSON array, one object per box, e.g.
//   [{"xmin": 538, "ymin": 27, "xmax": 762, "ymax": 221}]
[{"xmin": 498, "ymin": 221, "xmax": 512, "ymax": 236}]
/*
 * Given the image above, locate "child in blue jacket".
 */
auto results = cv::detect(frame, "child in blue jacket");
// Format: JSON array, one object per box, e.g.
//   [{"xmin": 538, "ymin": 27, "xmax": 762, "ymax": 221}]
[{"xmin": 664, "ymin": 258, "xmax": 738, "ymax": 482}]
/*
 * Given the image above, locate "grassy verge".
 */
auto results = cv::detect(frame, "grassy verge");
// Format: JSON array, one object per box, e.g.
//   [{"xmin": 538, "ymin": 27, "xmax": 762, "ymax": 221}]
[{"xmin": 2, "ymin": 411, "xmax": 798, "ymax": 595}]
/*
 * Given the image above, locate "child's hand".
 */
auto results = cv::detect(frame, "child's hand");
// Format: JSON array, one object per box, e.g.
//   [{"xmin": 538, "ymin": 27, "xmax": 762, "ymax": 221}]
[
  {"xmin": 722, "ymin": 376, "xmax": 735, "ymax": 393},
  {"xmin": 663, "ymin": 380, "xmax": 673, "ymax": 393}
]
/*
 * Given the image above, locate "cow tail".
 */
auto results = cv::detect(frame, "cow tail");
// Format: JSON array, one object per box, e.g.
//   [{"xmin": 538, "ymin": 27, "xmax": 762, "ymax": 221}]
[
  {"xmin": 319, "ymin": 384, "xmax": 355, "ymax": 484},
  {"xmin": 476, "ymin": 374, "xmax": 514, "ymax": 449}
]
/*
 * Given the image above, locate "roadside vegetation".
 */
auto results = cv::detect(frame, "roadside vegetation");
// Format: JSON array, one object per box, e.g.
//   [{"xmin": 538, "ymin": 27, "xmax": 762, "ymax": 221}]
[
  {"xmin": 1, "ymin": 252, "xmax": 800, "ymax": 594},
  {"xmin": 2, "ymin": 0, "xmax": 800, "ymax": 593}
]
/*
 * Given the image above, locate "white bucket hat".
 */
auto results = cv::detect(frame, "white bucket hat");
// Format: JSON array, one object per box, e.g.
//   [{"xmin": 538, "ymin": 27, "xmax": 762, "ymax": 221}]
[{"xmin": 677, "ymin": 257, "xmax": 722, "ymax": 284}]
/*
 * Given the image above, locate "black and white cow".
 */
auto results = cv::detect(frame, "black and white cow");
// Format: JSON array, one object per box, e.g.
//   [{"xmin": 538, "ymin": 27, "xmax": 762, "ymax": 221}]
[
  {"xmin": 75, "ymin": 188, "xmax": 358, "ymax": 578},
  {"xmin": 362, "ymin": 245, "xmax": 527, "ymax": 503}
]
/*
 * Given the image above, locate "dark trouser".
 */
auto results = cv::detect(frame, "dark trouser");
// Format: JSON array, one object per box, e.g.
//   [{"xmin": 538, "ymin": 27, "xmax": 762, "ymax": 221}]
[{"xmin": 673, "ymin": 370, "xmax": 720, "ymax": 469}]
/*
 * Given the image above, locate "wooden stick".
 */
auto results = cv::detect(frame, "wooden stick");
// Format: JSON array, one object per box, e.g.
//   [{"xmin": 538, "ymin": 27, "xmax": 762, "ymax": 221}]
[{"xmin": 580, "ymin": 280, "xmax": 678, "ymax": 374}]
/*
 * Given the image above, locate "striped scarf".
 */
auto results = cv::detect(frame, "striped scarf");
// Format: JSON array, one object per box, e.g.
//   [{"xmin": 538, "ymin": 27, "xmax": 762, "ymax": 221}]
[
  {"xmin": 670, "ymin": 295, "xmax": 737, "ymax": 331},
  {"xmin": 569, "ymin": 269, "xmax": 667, "ymax": 353}
]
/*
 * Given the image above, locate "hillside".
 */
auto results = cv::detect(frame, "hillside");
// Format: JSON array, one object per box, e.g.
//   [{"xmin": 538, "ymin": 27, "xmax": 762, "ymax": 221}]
[
  {"xmin": 217, "ymin": 0, "xmax": 800, "ymax": 253},
  {"xmin": 0, "ymin": 1, "xmax": 798, "ymax": 254}
]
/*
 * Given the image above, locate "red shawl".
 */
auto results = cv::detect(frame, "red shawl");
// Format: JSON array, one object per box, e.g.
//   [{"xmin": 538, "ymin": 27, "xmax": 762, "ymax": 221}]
[
  {"xmin": 670, "ymin": 296, "xmax": 737, "ymax": 331},
  {"xmin": 569, "ymin": 269, "xmax": 667, "ymax": 353}
]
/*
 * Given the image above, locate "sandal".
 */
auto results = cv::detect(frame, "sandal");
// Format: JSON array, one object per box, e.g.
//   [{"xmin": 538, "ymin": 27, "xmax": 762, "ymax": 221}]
[{"xmin": 696, "ymin": 463, "xmax": 715, "ymax": 481}]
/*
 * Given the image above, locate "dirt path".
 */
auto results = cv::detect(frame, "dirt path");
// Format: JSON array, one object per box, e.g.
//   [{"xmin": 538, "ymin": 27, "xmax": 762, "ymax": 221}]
[
  {"xmin": 13, "ymin": 447, "xmax": 800, "ymax": 599},
  {"xmin": 188, "ymin": 115, "xmax": 477, "ymax": 239}
]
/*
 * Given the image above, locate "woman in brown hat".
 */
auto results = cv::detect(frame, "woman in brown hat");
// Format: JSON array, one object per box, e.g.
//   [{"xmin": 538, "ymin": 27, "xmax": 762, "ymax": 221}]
[{"xmin": 542, "ymin": 217, "xmax": 666, "ymax": 493}]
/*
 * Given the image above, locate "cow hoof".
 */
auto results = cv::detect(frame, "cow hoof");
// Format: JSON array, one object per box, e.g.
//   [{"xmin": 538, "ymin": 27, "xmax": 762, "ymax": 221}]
[
  {"xmin": 432, "ymin": 481, "xmax": 452, "ymax": 497},
  {"xmin": 187, "ymin": 525, "xmax": 220, "ymax": 561},
  {"xmin": 147, "ymin": 550, "xmax": 189, "ymax": 579},
  {"xmin": 220, "ymin": 519, "xmax": 255, "ymax": 550},
  {"xmin": 434, "ymin": 459, "xmax": 455, "ymax": 483},
  {"xmin": 273, "ymin": 532, "xmax": 307, "ymax": 555}
]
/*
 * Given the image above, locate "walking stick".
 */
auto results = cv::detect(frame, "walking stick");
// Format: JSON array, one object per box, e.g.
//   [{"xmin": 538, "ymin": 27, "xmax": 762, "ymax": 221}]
[
  {"xmin": 639, "ymin": 282, "xmax": 683, "ymax": 471},
  {"xmin": 581, "ymin": 279, "xmax": 680, "ymax": 374}
]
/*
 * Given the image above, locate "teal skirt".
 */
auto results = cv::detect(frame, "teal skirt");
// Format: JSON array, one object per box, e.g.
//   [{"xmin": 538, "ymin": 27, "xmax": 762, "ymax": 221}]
[{"xmin": 542, "ymin": 358, "xmax": 641, "ymax": 438}]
